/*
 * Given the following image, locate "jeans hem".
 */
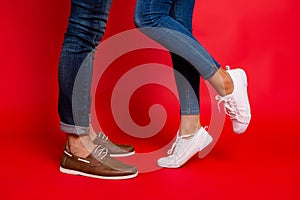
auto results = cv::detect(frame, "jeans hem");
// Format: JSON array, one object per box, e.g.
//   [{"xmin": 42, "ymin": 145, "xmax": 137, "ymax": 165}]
[
  {"xmin": 60, "ymin": 121, "xmax": 90, "ymax": 135},
  {"xmin": 180, "ymin": 110, "xmax": 200, "ymax": 115},
  {"xmin": 203, "ymin": 65, "xmax": 220, "ymax": 80}
]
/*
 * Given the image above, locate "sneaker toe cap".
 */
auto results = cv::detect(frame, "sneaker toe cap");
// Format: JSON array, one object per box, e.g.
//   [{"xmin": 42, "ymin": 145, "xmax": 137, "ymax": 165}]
[
  {"xmin": 157, "ymin": 157, "xmax": 180, "ymax": 168},
  {"xmin": 233, "ymin": 123, "xmax": 249, "ymax": 134}
]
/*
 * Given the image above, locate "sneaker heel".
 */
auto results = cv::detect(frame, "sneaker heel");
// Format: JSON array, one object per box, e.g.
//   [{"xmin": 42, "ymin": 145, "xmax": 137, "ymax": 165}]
[
  {"xmin": 239, "ymin": 69, "xmax": 248, "ymax": 86},
  {"xmin": 198, "ymin": 134, "xmax": 213, "ymax": 152}
]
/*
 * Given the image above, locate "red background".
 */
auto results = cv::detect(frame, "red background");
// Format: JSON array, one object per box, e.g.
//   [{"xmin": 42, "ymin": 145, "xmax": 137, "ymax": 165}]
[{"xmin": 1, "ymin": 0, "xmax": 300, "ymax": 199}]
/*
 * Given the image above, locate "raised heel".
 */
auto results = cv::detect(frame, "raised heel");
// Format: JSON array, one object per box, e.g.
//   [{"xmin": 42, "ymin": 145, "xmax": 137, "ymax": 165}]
[
  {"xmin": 199, "ymin": 133, "xmax": 213, "ymax": 151},
  {"xmin": 238, "ymin": 69, "xmax": 248, "ymax": 86}
]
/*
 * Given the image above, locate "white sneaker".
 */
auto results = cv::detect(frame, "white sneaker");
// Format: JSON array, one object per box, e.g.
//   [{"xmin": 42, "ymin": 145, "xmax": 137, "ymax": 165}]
[
  {"xmin": 216, "ymin": 66, "xmax": 251, "ymax": 134},
  {"xmin": 157, "ymin": 127, "xmax": 213, "ymax": 168}
]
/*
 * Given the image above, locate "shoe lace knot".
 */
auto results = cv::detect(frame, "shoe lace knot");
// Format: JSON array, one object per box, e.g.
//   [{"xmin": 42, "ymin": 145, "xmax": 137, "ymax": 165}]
[{"xmin": 216, "ymin": 95, "xmax": 239, "ymax": 120}]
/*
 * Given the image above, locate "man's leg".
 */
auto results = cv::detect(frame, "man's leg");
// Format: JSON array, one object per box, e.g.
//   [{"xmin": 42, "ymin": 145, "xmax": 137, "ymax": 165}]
[{"xmin": 58, "ymin": 0, "xmax": 137, "ymax": 179}]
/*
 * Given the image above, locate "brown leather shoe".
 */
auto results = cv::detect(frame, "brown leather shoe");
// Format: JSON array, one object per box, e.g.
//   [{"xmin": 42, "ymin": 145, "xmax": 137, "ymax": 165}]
[
  {"xmin": 93, "ymin": 132, "xmax": 135, "ymax": 157},
  {"xmin": 60, "ymin": 146, "xmax": 138, "ymax": 180}
]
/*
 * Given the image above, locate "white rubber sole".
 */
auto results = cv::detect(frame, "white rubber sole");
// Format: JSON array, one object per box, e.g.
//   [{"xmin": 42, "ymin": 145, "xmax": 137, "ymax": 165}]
[
  {"xmin": 59, "ymin": 167, "xmax": 138, "ymax": 180},
  {"xmin": 231, "ymin": 68, "xmax": 251, "ymax": 134},
  {"xmin": 110, "ymin": 151, "xmax": 135, "ymax": 157},
  {"xmin": 238, "ymin": 69, "xmax": 251, "ymax": 116}
]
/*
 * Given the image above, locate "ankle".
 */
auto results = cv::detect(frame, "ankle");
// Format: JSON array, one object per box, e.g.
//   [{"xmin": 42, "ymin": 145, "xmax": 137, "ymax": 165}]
[
  {"xmin": 222, "ymin": 71, "xmax": 234, "ymax": 96},
  {"xmin": 179, "ymin": 115, "xmax": 201, "ymax": 136},
  {"xmin": 180, "ymin": 126, "xmax": 200, "ymax": 136},
  {"xmin": 89, "ymin": 125, "xmax": 97, "ymax": 141},
  {"xmin": 209, "ymin": 68, "xmax": 234, "ymax": 96},
  {"xmin": 66, "ymin": 134, "xmax": 95, "ymax": 158}
]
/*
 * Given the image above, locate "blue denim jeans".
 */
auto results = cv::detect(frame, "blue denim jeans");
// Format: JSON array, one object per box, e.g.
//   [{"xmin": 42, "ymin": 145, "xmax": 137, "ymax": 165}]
[
  {"xmin": 58, "ymin": 0, "xmax": 112, "ymax": 135},
  {"xmin": 134, "ymin": 0, "xmax": 220, "ymax": 115}
]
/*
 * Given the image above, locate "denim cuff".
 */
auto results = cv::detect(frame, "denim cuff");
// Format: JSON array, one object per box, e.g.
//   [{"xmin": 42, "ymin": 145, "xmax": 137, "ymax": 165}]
[
  {"xmin": 60, "ymin": 121, "xmax": 90, "ymax": 135},
  {"xmin": 203, "ymin": 65, "xmax": 220, "ymax": 80},
  {"xmin": 180, "ymin": 109, "xmax": 200, "ymax": 115}
]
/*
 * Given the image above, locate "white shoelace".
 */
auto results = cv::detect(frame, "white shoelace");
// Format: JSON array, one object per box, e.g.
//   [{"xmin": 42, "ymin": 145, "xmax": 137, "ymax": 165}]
[
  {"xmin": 167, "ymin": 126, "xmax": 209, "ymax": 156},
  {"xmin": 216, "ymin": 95, "xmax": 239, "ymax": 120},
  {"xmin": 97, "ymin": 132, "xmax": 108, "ymax": 141},
  {"xmin": 94, "ymin": 145, "xmax": 108, "ymax": 160},
  {"xmin": 167, "ymin": 134, "xmax": 194, "ymax": 155}
]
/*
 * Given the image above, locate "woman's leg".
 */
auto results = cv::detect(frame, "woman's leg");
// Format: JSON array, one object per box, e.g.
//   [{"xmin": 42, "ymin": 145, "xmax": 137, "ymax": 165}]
[
  {"xmin": 169, "ymin": 0, "xmax": 201, "ymax": 135},
  {"xmin": 134, "ymin": 0, "xmax": 250, "ymax": 134},
  {"xmin": 134, "ymin": 0, "xmax": 251, "ymax": 168},
  {"xmin": 134, "ymin": 0, "xmax": 235, "ymax": 130},
  {"xmin": 134, "ymin": 0, "xmax": 214, "ymax": 168}
]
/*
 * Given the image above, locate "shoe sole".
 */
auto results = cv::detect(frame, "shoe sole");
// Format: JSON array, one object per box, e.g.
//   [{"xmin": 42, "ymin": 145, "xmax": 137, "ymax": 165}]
[
  {"xmin": 158, "ymin": 130, "xmax": 213, "ymax": 168},
  {"xmin": 59, "ymin": 167, "xmax": 138, "ymax": 180},
  {"xmin": 110, "ymin": 151, "xmax": 135, "ymax": 157},
  {"xmin": 234, "ymin": 69, "xmax": 251, "ymax": 134},
  {"xmin": 237, "ymin": 69, "xmax": 250, "ymax": 109}
]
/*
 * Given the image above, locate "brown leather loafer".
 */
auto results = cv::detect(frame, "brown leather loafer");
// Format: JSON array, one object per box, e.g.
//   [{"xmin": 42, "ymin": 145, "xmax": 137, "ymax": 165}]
[
  {"xmin": 93, "ymin": 132, "xmax": 135, "ymax": 157},
  {"xmin": 60, "ymin": 146, "xmax": 138, "ymax": 180}
]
